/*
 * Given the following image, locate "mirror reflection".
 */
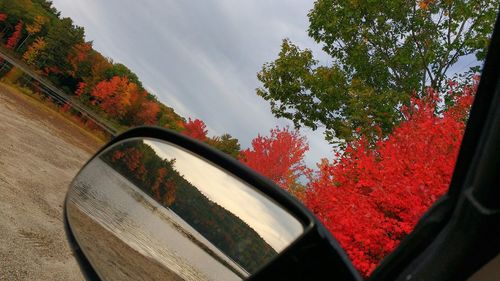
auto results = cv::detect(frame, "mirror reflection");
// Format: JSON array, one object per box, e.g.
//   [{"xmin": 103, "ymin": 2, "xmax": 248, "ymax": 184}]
[{"xmin": 66, "ymin": 138, "xmax": 304, "ymax": 281}]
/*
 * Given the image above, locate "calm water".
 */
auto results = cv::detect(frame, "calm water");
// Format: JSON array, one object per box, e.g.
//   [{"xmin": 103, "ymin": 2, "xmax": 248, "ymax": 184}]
[{"xmin": 68, "ymin": 158, "xmax": 243, "ymax": 281}]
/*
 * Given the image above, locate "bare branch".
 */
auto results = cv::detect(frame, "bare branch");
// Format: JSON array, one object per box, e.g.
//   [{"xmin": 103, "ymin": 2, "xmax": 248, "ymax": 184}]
[
  {"xmin": 409, "ymin": 3, "xmax": 434, "ymax": 86},
  {"xmin": 436, "ymin": 7, "xmax": 485, "ymax": 87}
]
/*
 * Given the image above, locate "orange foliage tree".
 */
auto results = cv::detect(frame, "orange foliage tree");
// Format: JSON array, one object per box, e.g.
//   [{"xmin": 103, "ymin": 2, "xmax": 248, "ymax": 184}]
[
  {"xmin": 126, "ymin": 91, "xmax": 161, "ymax": 126},
  {"xmin": 136, "ymin": 99, "xmax": 160, "ymax": 125},
  {"xmin": 91, "ymin": 76, "xmax": 132, "ymax": 119},
  {"xmin": 22, "ymin": 37, "xmax": 46, "ymax": 64},
  {"xmin": 90, "ymin": 76, "xmax": 160, "ymax": 126}
]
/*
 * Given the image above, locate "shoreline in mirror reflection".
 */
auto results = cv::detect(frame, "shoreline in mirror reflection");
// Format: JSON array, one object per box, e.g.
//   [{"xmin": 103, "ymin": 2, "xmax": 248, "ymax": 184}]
[{"xmin": 67, "ymin": 138, "xmax": 304, "ymax": 281}]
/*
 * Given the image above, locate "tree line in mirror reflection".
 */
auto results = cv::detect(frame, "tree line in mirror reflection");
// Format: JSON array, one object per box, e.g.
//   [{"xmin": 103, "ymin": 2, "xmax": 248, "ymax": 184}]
[{"xmin": 100, "ymin": 140, "xmax": 277, "ymax": 273}]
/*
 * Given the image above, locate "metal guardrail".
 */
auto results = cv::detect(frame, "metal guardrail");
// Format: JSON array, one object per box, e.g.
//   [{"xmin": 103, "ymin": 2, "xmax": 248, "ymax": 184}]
[{"xmin": 0, "ymin": 48, "xmax": 118, "ymax": 136}]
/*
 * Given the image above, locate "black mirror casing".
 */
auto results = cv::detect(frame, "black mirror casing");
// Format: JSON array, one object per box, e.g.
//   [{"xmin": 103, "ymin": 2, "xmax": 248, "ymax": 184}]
[{"xmin": 64, "ymin": 126, "xmax": 362, "ymax": 281}]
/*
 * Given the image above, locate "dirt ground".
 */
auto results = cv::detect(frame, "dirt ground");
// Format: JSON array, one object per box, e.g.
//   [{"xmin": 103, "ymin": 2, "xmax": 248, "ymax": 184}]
[{"xmin": 0, "ymin": 83, "xmax": 104, "ymax": 280}]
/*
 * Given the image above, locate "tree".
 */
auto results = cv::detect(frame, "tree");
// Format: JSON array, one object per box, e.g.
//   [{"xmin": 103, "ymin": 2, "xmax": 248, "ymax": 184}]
[
  {"xmin": 66, "ymin": 42, "xmax": 93, "ymax": 78},
  {"xmin": 240, "ymin": 127, "xmax": 310, "ymax": 198},
  {"xmin": 162, "ymin": 180, "xmax": 177, "ymax": 207},
  {"xmin": 17, "ymin": 14, "xmax": 47, "ymax": 50},
  {"xmin": 157, "ymin": 104, "xmax": 186, "ymax": 131},
  {"xmin": 85, "ymin": 50, "xmax": 113, "ymax": 87},
  {"xmin": 6, "ymin": 20, "xmax": 23, "ymax": 49},
  {"xmin": 90, "ymin": 75, "xmax": 160, "ymax": 126},
  {"xmin": 151, "ymin": 167, "xmax": 168, "ymax": 201},
  {"xmin": 305, "ymin": 78, "xmax": 477, "ymax": 277},
  {"xmin": 258, "ymin": 0, "xmax": 496, "ymax": 143},
  {"xmin": 132, "ymin": 96, "xmax": 160, "ymax": 125},
  {"xmin": 182, "ymin": 118, "xmax": 208, "ymax": 141},
  {"xmin": 0, "ymin": 0, "xmax": 196, "ymax": 140},
  {"xmin": 180, "ymin": 120, "xmax": 242, "ymax": 158},
  {"xmin": 25, "ymin": 15, "xmax": 46, "ymax": 34},
  {"xmin": 74, "ymin": 81, "xmax": 87, "ymax": 97},
  {"xmin": 91, "ymin": 76, "xmax": 133, "ymax": 119},
  {"xmin": 104, "ymin": 63, "xmax": 143, "ymax": 90},
  {"xmin": 37, "ymin": 17, "xmax": 85, "ymax": 73},
  {"xmin": 207, "ymin": 134, "xmax": 242, "ymax": 158},
  {"xmin": 22, "ymin": 37, "xmax": 46, "ymax": 64}
]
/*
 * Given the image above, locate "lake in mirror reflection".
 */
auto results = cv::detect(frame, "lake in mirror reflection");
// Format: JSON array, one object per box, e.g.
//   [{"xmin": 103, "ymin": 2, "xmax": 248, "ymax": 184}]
[{"xmin": 67, "ymin": 138, "xmax": 303, "ymax": 281}]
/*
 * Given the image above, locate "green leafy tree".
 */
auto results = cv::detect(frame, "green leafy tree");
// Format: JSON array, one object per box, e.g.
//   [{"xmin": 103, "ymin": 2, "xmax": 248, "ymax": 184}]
[
  {"xmin": 207, "ymin": 134, "xmax": 242, "ymax": 158},
  {"xmin": 156, "ymin": 103, "xmax": 186, "ymax": 131},
  {"xmin": 0, "ymin": 0, "xmax": 54, "ymax": 51},
  {"xmin": 36, "ymin": 17, "xmax": 84, "ymax": 73},
  {"xmin": 258, "ymin": 0, "xmax": 497, "ymax": 142},
  {"xmin": 104, "ymin": 63, "xmax": 143, "ymax": 90}
]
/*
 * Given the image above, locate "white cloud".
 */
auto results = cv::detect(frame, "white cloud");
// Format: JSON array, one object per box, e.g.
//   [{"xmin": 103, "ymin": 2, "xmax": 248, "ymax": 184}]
[{"xmin": 51, "ymin": 0, "xmax": 332, "ymax": 168}]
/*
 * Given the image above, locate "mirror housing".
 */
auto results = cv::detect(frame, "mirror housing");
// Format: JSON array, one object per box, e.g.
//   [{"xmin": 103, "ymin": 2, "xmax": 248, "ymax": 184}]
[{"xmin": 64, "ymin": 126, "xmax": 362, "ymax": 281}]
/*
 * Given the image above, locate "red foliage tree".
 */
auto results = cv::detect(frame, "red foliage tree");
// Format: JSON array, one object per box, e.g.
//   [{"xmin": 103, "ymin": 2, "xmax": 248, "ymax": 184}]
[
  {"xmin": 75, "ymin": 82, "xmax": 87, "ymax": 97},
  {"xmin": 6, "ymin": 20, "xmax": 23, "ymax": 49},
  {"xmin": 137, "ymin": 100, "xmax": 160, "ymax": 125},
  {"xmin": 59, "ymin": 103, "xmax": 71, "ymax": 113},
  {"xmin": 182, "ymin": 118, "xmax": 208, "ymax": 141},
  {"xmin": 163, "ymin": 180, "xmax": 177, "ymax": 207},
  {"xmin": 240, "ymin": 127, "xmax": 310, "ymax": 198},
  {"xmin": 67, "ymin": 42, "xmax": 92, "ymax": 77},
  {"xmin": 152, "ymin": 167, "xmax": 168, "ymax": 201},
  {"xmin": 112, "ymin": 150, "xmax": 125, "ymax": 162},
  {"xmin": 122, "ymin": 147, "xmax": 146, "ymax": 180},
  {"xmin": 305, "ymin": 79, "xmax": 478, "ymax": 277}
]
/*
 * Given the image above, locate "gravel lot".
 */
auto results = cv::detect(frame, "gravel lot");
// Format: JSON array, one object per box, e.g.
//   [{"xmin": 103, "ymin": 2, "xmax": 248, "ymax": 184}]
[{"xmin": 0, "ymin": 83, "xmax": 104, "ymax": 280}]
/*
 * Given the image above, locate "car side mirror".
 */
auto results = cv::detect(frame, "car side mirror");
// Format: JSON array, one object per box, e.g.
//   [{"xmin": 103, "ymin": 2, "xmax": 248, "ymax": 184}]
[{"xmin": 64, "ymin": 127, "xmax": 362, "ymax": 281}]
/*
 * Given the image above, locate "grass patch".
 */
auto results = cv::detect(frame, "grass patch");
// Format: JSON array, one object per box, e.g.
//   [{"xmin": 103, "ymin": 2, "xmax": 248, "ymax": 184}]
[{"xmin": 0, "ymin": 81, "xmax": 110, "ymax": 143}]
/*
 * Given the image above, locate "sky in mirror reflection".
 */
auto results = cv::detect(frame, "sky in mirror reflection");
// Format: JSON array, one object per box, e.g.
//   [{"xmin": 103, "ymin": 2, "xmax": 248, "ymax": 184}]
[{"xmin": 144, "ymin": 139, "xmax": 303, "ymax": 252}]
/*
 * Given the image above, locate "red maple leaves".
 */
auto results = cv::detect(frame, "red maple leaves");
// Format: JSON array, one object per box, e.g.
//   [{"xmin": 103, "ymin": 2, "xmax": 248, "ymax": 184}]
[
  {"xmin": 305, "ymin": 79, "xmax": 477, "ymax": 277},
  {"xmin": 182, "ymin": 118, "xmax": 208, "ymax": 141},
  {"xmin": 6, "ymin": 21, "xmax": 23, "ymax": 49},
  {"xmin": 0, "ymin": 9, "xmax": 476, "ymax": 273},
  {"xmin": 240, "ymin": 127, "xmax": 310, "ymax": 198}
]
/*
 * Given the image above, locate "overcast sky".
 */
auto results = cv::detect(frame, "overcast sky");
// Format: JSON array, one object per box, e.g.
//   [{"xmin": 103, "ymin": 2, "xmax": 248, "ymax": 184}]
[
  {"xmin": 145, "ymin": 139, "xmax": 303, "ymax": 251},
  {"xmin": 50, "ymin": 0, "xmax": 333, "ymax": 168}
]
